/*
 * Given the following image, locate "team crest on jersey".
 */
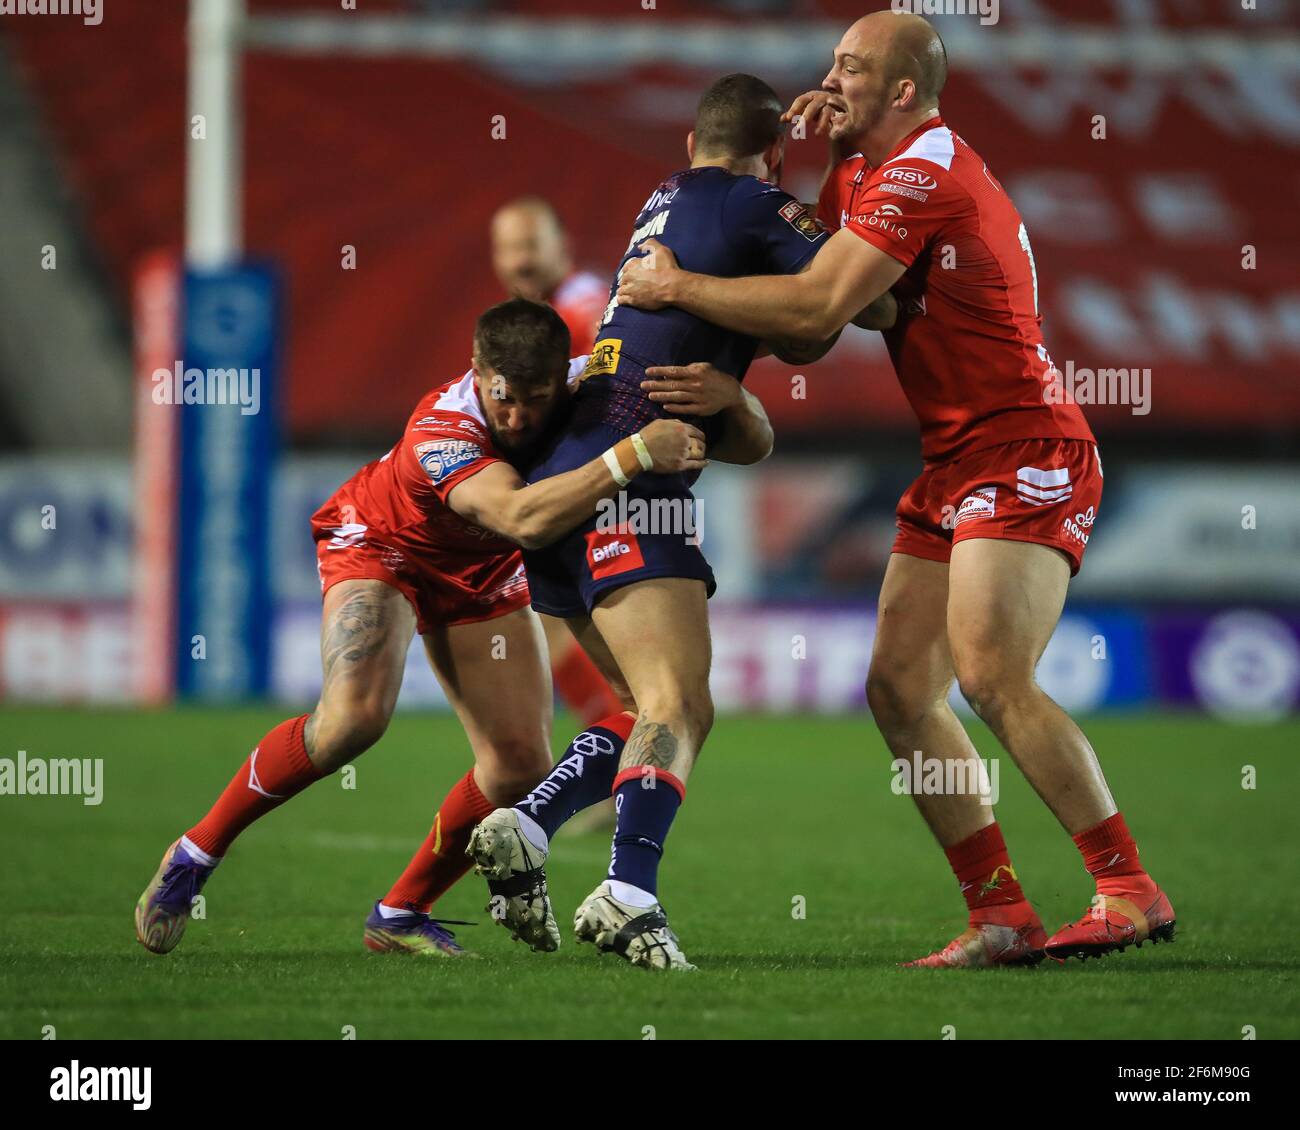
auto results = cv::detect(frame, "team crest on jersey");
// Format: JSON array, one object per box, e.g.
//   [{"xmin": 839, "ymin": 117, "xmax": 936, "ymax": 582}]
[
  {"xmin": 413, "ymin": 438, "xmax": 482, "ymax": 484},
  {"xmin": 779, "ymin": 200, "xmax": 823, "ymax": 241},
  {"xmin": 583, "ymin": 339, "xmax": 622, "ymax": 380}
]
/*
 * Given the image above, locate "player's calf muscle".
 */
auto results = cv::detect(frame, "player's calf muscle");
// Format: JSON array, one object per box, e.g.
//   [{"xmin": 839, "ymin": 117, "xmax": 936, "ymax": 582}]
[
  {"xmin": 621, "ymin": 705, "xmax": 711, "ymax": 780},
  {"xmin": 304, "ymin": 707, "xmax": 391, "ymax": 773},
  {"xmin": 622, "ymin": 720, "xmax": 680, "ymax": 770}
]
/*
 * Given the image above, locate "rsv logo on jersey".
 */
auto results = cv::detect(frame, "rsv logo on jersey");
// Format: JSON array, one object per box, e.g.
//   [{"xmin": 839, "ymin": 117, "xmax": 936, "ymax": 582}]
[
  {"xmin": 414, "ymin": 439, "xmax": 482, "ymax": 485},
  {"xmin": 883, "ymin": 166, "xmax": 938, "ymax": 191}
]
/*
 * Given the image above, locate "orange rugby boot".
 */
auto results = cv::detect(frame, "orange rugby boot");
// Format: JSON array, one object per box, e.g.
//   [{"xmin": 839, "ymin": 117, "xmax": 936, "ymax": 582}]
[{"xmin": 1044, "ymin": 888, "xmax": 1176, "ymax": 962}]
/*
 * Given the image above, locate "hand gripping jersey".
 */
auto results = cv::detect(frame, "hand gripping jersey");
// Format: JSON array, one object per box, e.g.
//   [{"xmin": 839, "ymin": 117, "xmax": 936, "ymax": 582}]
[{"xmin": 818, "ymin": 115, "xmax": 1095, "ymax": 464}]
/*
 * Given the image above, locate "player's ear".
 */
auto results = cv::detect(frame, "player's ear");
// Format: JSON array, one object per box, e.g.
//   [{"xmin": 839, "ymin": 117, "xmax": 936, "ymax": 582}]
[
  {"xmin": 766, "ymin": 138, "xmax": 785, "ymax": 183},
  {"xmin": 686, "ymin": 130, "xmax": 696, "ymax": 162}
]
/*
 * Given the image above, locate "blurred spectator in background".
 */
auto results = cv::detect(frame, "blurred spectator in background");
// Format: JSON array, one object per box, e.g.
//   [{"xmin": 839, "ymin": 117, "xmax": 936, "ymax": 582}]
[
  {"xmin": 490, "ymin": 197, "xmax": 608, "ymax": 356},
  {"xmin": 488, "ymin": 195, "xmax": 625, "ymax": 766}
]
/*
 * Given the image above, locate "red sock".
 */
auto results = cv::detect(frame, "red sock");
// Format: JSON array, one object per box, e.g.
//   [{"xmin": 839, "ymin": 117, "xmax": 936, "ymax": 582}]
[
  {"xmin": 186, "ymin": 715, "xmax": 323, "ymax": 857},
  {"xmin": 1073, "ymin": 812, "xmax": 1156, "ymax": 898},
  {"xmin": 552, "ymin": 644, "xmax": 623, "ymax": 726},
  {"xmin": 945, "ymin": 823, "xmax": 1030, "ymax": 923},
  {"xmin": 382, "ymin": 770, "xmax": 494, "ymax": 914}
]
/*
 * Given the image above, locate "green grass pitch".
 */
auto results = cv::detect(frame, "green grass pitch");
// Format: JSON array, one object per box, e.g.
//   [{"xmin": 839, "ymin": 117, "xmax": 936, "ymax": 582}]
[{"xmin": 1, "ymin": 706, "xmax": 1296, "ymax": 1040}]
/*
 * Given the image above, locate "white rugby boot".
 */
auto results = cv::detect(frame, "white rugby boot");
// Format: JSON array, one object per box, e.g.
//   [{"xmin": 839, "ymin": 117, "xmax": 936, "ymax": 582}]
[
  {"xmin": 466, "ymin": 809, "xmax": 561, "ymax": 952},
  {"xmin": 573, "ymin": 881, "xmax": 695, "ymax": 971}
]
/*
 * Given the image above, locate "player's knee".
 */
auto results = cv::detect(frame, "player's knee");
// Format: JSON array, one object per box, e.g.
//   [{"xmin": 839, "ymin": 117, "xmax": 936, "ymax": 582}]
[
  {"xmin": 865, "ymin": 666, "xmax": 903, "ymax": 725},
  {"xmin": 675, "ymin": 686, "xmax": 714, "ymax": 744},
  {"xmin": 476, "ymin": 738, "xmax": 551, "ymax": 805},
  {"xmin": 866, "ymin": 664, "xmax": 937, "ymax": 733},
  {"xmin": 610, "ymin": 678, "xmax": 638, "ymax": 714},
  {"xmin": 953, "ymin": 660, "xmax": 1031, "ymax": 723},
  {"xmin": 634, "ymin": 686, "xmax": 713, "ymax": 749},
  {"xmin": 689, "ymin": 690, "xmax": 715, "ymax": 745},
  {"xmin": 306, "ymin": 702, "xmax": 391, "ymax": 772}
]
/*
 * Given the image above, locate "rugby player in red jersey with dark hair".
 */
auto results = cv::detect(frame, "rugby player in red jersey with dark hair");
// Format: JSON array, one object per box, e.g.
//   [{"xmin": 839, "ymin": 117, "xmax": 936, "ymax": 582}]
[
  {"xmin": 617, "ymin": 11, "xmax": 1174, "ymax": 967},
  {"xmin": 135, "ymin": 299, "xmax": 720, "ymax": 958}
]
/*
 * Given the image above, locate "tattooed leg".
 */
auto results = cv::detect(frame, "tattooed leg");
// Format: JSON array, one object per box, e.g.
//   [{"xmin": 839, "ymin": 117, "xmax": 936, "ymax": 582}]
[
  {"xmin": 591, "ymin": 579, "xmax": 714, "ymax": 786},
  {"xmin": 579, "ymin": 579, "xmax": 714, "ymax": 913},
  {"xmin": 154, "ymin": 579, "xmax": 417, "ymax": 923},
  {"xmin": 305, "ymin": 579, "xmax": 416, "ymax": 773},
  {"xmin": 620, "ymin": 719, "xmax": 688, "ymax": 778}
]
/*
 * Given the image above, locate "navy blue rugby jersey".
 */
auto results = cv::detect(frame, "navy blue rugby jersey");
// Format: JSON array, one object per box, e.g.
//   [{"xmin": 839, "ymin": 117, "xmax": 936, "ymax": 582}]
[{"xmin": 575, "ymin": 165, "xmax": 830, "ymax": 437}]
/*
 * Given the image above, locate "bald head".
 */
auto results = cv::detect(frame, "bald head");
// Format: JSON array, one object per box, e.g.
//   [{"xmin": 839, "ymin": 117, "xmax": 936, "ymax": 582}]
[
  {"xmin": 492, "ymin": 196, "xmax": 563, "ymax": 238},
  {"xmin": 851, "ymin": 10, "xmax": 947, "ymax": 109},
  {"xmin": 490, "ymin": 196, "xmax": 572, "ymax": 303},
  {"xmin": 820, "ymin": 10, "xmax": 947, "ymax": 163}
]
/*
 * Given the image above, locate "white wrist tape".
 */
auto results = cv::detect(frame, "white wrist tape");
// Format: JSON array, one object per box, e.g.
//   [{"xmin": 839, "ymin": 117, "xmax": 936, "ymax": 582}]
[
  {"xmin": 603, "ymin": 447, "xmax": 630, "ymax": 487},
  {"xmin": 630, "ymin": 432, "xmax": 655, "ymax": 472}
]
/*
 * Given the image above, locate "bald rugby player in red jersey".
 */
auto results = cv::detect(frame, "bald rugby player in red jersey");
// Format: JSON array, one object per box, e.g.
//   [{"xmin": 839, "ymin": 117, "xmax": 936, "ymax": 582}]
[
  {"xmin": 135, "ymin": 300, "xmax": 710, "ymax": 958},
  {"xmin": 617, "ymin": 11, "xmax": 1174, "ymax": 967}
]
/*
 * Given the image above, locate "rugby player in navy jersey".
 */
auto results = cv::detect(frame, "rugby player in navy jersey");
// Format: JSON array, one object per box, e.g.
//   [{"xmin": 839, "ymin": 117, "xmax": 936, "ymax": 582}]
[{"xmin": 466, "ymin": 74, "xmax": 896, "ymax": 970}]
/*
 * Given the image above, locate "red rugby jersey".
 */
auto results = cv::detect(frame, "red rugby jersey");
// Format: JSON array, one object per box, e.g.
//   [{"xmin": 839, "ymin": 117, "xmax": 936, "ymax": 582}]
[
  {"xmin": 326, "ymin": 369, "xmax": 518, "ymax": 563},
  {"xmin": 817, "ymin": 116, "xmax": 1094, "ymax": 463}
]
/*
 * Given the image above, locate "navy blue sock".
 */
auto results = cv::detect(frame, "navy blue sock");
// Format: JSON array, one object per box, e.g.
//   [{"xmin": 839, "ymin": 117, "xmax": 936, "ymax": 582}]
[
  {"xmin": 513, "ymin": 715, "xmax": 633, "ymax": 839},
  {"xmin": 607, "ymin": 769, "xmax": 685, "ymax": 897}
]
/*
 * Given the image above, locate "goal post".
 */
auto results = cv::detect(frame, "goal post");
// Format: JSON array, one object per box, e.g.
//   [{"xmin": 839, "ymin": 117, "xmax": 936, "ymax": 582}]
[{"xmin": 186, "ymin": 0, "xmax": 244, "ymax": 268}]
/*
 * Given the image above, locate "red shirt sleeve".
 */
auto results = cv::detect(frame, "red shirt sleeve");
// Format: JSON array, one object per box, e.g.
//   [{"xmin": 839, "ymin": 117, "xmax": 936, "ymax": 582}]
[
  {"xmin": 843, "ymin": 160, "xmax": 970, "ymax": 268},
  {"xmin": 816, "ymin": 162, "xmax": 849, "ymax": 231},
  {"xmin": 403, "ymin": 411, "xmax": 503, "ymax": 505}
]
